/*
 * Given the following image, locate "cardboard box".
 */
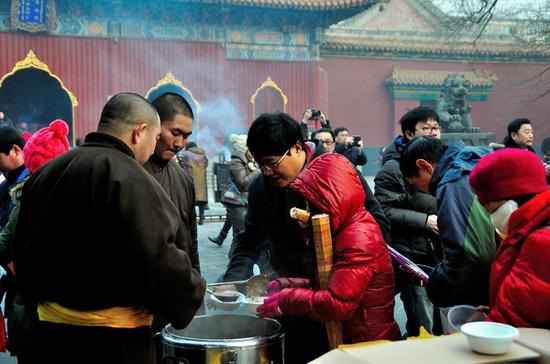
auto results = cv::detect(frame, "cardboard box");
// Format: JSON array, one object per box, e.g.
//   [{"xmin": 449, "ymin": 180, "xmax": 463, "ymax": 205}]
[
  {"xmin": 517, "ymin": 328, "xmax": 550, "ymax": 364},
  {"xmin": 309, "ymin": 332, "xmax": 540, "ymax": 364},
  {"xmin": 309, "ymin": 349, "xmax": 370, "ymax": 364}
]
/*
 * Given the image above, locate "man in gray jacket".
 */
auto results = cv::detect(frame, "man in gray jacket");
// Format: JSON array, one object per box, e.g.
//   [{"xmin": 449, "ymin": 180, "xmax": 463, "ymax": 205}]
[{"xmin": 374, "ymin": 106, "xmax": 443, "ymax": 336}]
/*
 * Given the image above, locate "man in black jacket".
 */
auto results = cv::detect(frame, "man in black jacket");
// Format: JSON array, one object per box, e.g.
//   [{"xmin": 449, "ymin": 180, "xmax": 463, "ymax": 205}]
[
  {"xmin": 333, "ymin": 127, "xmax": 367, "ymax": 167},
  {"xmin": 374, "ymin": 106, "xmax": 443, "ymax": 336},
  {"xmin": 220, "ymin": 112, "xmax": 390, "ymax": 363},
  {"xmin": 0, "ymin": 126, "xmax": 27, "ymax": 229}
]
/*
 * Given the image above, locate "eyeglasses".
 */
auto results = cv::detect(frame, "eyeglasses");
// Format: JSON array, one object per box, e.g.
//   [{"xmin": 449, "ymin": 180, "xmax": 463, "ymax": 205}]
[
  {"xmin": 416, "ymin": 126, "xmax": 440, "ymax": 133},
  {"xmin": 318, "ymin": 139, "xmax": 334, "ymax": 145},
  {"xmin": 258, "ymin": 149, "xmax": 290, "ymax": 172}
]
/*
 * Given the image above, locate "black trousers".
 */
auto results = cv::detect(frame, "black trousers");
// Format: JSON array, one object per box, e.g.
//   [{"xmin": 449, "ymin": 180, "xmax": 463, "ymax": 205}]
[{"xmin": 26, "ymin": 322, "xmax": 156, "ymax": 364}]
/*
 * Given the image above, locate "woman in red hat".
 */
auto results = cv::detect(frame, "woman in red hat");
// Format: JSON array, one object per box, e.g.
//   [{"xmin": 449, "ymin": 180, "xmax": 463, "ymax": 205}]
[{"xmin": 469, "ymin": 148, "xmax": 550, "ymax": 328}]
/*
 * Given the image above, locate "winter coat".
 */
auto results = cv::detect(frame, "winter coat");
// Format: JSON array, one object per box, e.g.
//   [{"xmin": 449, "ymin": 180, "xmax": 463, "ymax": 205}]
[
  {"xmin": 374, "ymin": 136, "xmax": 442, "ymax": 267},
  {"xmin": 0, "ymin": 179, "xmax": 23, "ymax": 267},
  {"xmin": 0, "ymin": 180, "xmax": 33, "ymax": 355},
  {"xmin": 487, "ymin": 189, "xmax": 550, "ymax": 328},
  {"xmin": 13, "ymin": 132, "xmax": 205, "ymax": 329},
  {"xmin": 220, "ymin": 148, "xmax": 261, "ymax": 207},
  {"xmin": 223, "ymin": 144, "xmax": 396, "ymax": 361},
  {"xmin": 224, "ymin": 142, "xmax": 389, "ymax": 283},
  {"xmin": 0, "ymin": 165, "xmax": 28, "ymax": 229},
  {"xmin": 281, "ymin": 153, "xmax": 400, "ymax": 343},
  {"xmin": 177, "ymin": 146, "xmax": 209, "ymax": 204},
  {"xmin": 427, "ymin": 141, "xmax": 496, "ymax": 307},
  {"xmin": 334, "ymin": 143, "xmax": 367, "ymax": 166}
]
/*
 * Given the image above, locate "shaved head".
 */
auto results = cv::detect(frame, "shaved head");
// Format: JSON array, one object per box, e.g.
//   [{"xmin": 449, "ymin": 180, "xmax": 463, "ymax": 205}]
[
  {"xmin": 96, "ymin": 92, "xmax": 161, "ymax": 164},
  {"xmin": 98, "ymin": 93, "xmax": 159, "ymax": 136},
  {"xmin": 152, "ymin": 92, "xmax": 193, "ymax": 123}
]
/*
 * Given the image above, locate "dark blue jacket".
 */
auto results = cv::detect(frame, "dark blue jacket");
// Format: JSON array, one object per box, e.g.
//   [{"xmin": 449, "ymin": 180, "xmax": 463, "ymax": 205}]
[
  {"xmin": 0, "ymin": 165, "xmax": 28, "ymax": 229},
  {"xmin": 427, "ymin": 141, "xmax": 497, "ymax": 307}
]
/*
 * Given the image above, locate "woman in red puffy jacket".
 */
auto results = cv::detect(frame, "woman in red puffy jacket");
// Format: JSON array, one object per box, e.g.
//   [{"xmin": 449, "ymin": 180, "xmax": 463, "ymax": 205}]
[
  {"xmin": 469, "ymin": 148, "xmax": 550, "ymax": 328},
  {"xmin": 258, "ymin": 152, "xmax": 401, "ymax": 343}
]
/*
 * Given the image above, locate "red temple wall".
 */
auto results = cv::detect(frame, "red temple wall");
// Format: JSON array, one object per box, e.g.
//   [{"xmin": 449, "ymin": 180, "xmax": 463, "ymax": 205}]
[
  {"xmin": 0, "ymin": 33, "xmax": 320, "ymax": 143},
  {"xmin": 322, "ymin": 56, "xmax": 550, "ymax": 147},
  {"xmin": 0, "ymin": 33, "xmax": 112, "ymax": 138},
  {"xmin": 1, "ymin": 32, "xmax": 548, "ymax": 149}
]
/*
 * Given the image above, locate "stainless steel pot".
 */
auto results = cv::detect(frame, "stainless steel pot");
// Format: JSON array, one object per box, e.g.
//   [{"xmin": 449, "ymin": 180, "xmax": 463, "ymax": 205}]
[{"xmin": 160, "ymin": 314, "xmax": 285, "ymax": 364}]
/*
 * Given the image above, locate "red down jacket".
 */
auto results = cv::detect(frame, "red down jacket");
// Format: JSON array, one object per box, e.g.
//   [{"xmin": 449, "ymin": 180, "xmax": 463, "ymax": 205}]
[
  {"xmin": 281, "ymin": 153, "xmax": 400, "ymax": 343},
  {"xmin": 487, "ymin": 189, "xmax": 550, "ymax": 328}
]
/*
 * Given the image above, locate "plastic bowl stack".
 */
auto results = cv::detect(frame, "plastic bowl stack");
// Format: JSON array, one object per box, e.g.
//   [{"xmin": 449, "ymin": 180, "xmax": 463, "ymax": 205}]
[
  {"xmin": 447, "ymin": 305, "xmax": 487, "ymax": 333},
  {"xmin": 461, "ymin": 321, "xmax": 519, "ymax": 355}
]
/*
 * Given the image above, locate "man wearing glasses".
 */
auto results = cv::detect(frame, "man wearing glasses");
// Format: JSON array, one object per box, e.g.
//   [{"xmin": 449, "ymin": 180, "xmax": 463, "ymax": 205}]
[
  {"xmin": 313, "ymin": 128, "xmax": 335, "ymax": 153},
  {"xmin": 220, "ymin": 112, "xmax": 395, "ymax": 363},
  {"xmin": 374, "ymin": 106, "xmax": 443, "ymax": 337}
]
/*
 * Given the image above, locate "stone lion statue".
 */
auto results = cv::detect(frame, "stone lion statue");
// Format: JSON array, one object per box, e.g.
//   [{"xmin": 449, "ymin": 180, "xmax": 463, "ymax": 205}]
[{"xmin": 435, "ymin": 73, "xmax": 474, "ymax": 132}]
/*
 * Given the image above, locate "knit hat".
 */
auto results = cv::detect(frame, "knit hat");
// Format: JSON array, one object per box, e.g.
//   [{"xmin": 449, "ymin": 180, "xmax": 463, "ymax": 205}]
[
  {"xmin": 229, "ymin": 134, "xmax": 248, "ymax": 154},
  {"xmin": 24, "ymin": 119, "xmax": 70, "ymax": 173},
  {"xmin": 469, "ymin": 148, "xmax": 547, "ymax": 205}
]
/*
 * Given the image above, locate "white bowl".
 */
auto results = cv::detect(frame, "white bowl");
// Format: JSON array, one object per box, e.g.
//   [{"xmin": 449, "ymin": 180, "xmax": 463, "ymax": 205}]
[
  {"xmin": 208, "ymin": 290, "xmax": 245, "ymax": 311},
  {"xmin": 243, "ymin": 296, "xmax": 265, "ymax": 315},
  {"xmin": 461, "ymin": 321, "xmax": 519, "ymax": 355}
]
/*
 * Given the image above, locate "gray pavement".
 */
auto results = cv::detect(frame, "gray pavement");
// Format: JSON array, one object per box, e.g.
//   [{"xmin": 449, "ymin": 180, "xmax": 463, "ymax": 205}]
[{"xmin": 197, "ymin": 207, "xmax": 232, "ymax": 284}]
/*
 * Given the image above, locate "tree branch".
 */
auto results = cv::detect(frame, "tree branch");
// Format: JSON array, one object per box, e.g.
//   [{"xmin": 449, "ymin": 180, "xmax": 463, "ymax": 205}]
[{"xmin": 473, "ymin": 0, "xmax": 498, "ymax": 43}]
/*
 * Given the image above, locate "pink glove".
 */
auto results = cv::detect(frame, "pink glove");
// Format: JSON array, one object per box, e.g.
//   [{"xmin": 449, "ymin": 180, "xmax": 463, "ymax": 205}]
[
  {"xmin": 266, "ymin": 278, "xmax": 311, "ymax": 295},
  {"xmin": 267, "ymin": 280, "xmax": 282, "ymax": 295},
  {"xmin": 256, "ymin": 292, "xmax": 283, "ymax": 318}
]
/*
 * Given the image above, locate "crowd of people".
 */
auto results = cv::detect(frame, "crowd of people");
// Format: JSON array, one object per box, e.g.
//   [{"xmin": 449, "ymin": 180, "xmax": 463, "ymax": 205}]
[{"xmin": 0, "ymin": 100, "xmax": 548, "ymax": 364}]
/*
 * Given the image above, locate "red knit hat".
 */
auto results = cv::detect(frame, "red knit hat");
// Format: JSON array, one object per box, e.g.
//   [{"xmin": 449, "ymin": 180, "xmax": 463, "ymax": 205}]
[
  {"xmin": 469, "ymin": 148, "xmax": 547, "ymax": 205},
  {"xmin": 24, "ymin": 119, "xmax": 70, "ymax": 173}
]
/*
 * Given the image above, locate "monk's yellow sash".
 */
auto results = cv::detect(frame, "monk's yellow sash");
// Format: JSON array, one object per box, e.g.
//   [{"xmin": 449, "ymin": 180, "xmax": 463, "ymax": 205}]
[{"xmin": 38, "ymin": 301, "xmax": 153, "ymax": 329}]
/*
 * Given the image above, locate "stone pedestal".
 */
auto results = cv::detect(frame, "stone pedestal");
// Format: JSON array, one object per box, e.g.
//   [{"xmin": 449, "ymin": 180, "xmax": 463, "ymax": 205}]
[{"xmin": 441, "ymin": 132, "xmax": 496, "ymax": 147}]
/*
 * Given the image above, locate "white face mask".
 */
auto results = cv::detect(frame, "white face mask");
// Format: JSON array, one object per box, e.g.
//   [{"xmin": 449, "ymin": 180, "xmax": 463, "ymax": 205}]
[{"xmin": 490, "ymin": 200, "xmax": 519, "ymax": 237}]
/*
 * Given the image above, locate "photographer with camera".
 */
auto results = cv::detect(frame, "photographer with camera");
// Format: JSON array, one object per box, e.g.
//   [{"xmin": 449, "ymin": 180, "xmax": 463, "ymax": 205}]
[
  {"xmin": 333, "ymin": 127, "xmax": 367, "ymax": 167},
  {"xmin": 300, "ymin": 108, "xmax": 331, "ymax": 139}
]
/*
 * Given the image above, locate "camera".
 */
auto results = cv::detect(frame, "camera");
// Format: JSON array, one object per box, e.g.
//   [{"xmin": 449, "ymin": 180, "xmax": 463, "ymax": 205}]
[
  {"xmin": 352, "ymin": 135, "xmax": 362, "ymax": 146},
  {"xmin": 308, "ymin": 109, "xmax": 321, "ymax": 120}
]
